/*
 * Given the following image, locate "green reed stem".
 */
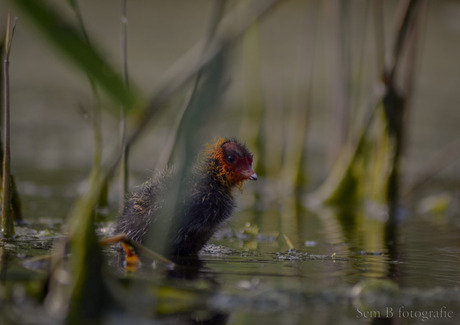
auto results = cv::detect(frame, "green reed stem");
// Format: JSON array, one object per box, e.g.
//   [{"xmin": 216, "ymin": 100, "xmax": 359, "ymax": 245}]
[
  {"xmin": 119, "ymin": 0, "xmax": 129, "ymax": 211},
  {"xmin": 158, "ymin": 0, "xmax": 227, "ymax": 169},
  {"xmin": 69, "ymin": 0, "xmax": 109, "ymax": 215},
  {"xmin": 1, "ymin": 14, "xmax": 17, "ymax": 238}
]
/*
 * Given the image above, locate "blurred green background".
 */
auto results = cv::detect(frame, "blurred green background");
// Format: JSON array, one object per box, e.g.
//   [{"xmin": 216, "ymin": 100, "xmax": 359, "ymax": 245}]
[
  {"xmin": 4, "ymin": 0, "xmax": 460, "ymax": 193},
  {"xmin": 1, "ymin": 0, "xmax": 460, "ymax": 324}
]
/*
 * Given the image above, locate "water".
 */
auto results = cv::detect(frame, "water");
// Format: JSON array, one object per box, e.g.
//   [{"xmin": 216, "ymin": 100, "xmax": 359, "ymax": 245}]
[
  {"xmin": 2, "ymin": 0, "xmax": 460, "ymax": 324},
  {"xmin": 2, "ymin": 182, "xmax": 460, "ymax": 324}
]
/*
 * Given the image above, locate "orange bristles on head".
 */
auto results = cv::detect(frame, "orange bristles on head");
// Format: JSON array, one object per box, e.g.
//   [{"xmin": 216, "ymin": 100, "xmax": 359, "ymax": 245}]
[{"xmin": 206, "ymin": 138, "xmax": 257, "ymax": 187}]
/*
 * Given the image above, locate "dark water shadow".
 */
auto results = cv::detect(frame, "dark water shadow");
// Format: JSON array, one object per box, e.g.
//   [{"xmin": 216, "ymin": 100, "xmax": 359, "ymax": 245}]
[{"xmin": 109, "ymin": 247, "xmax": 230, "ymax": 325}]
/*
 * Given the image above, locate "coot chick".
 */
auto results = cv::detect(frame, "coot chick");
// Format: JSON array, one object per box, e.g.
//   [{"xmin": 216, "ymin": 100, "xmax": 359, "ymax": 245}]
[{"xmin": 116, "ymin": 138, "xmax": 257, "ymax": 257}]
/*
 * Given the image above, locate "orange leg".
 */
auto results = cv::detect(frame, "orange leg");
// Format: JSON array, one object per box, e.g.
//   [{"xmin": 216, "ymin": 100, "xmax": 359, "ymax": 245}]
[
  {"xmin": 120, "ymin": 241, "xmax": 141, "ymax": 272},
  {"xmin": 100, "ymin": 234, "xmax": 175, "ymax": 270}
]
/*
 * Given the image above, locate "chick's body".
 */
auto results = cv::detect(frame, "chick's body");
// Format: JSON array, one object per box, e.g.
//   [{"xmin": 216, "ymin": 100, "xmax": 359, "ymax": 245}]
[{"xmin": 116, "ymin": 138, "xmax": 257, "ymax": 257}]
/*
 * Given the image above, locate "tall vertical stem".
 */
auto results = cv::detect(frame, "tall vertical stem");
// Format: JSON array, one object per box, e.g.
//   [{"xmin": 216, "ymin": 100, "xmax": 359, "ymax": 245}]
[
  {"xmin": 1, "ymin": 52, "xmax": 12, "ymax": 236},
  {"xmin": 70, "ymin": 1, "xmax": 109, "ymax": 215},
  {"xmin": 119, "ymin": 0, "xmax": 129, "ymax": 211},
  {"xmin": 1, "ymin": 14, "xmax": 16, "ymax": 238}
]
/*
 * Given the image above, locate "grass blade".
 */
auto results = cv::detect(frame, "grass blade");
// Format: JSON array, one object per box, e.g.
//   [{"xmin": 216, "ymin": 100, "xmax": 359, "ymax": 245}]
[
  {"xmin": 12, "ymin": 0, "xmax": 140, "ymax": 111},
  {"xmin": 1, "ymin": 13, "xmax": 18, "ymax": 238}
]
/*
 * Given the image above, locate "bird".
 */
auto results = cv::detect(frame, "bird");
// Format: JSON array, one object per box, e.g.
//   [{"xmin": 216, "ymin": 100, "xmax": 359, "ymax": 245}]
[{"xmin": 115, "ymin": 138, "xmax": 257, "ymax": 258}]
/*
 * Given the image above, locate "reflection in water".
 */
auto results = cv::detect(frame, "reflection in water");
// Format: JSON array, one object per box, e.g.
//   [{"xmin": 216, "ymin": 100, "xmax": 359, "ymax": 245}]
[
  {"xmin": 166, "ymin": 256, "xmax": 230, "ymax": 325},
  {"xmin": 1, "ymin": 215, "xmax": 460, "ymax": 325},
  {"xmin": 385, "ymin": 209, "xmax": 402, "ymax": 286},
  {"xmin": 111, "ymin": 247, "xmax": 230, "ymax": 325},
  {"xmin": 0, "ymin": 245, "xmax": 8, "ymax": 285}
]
